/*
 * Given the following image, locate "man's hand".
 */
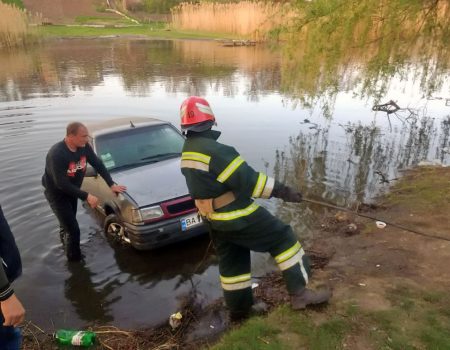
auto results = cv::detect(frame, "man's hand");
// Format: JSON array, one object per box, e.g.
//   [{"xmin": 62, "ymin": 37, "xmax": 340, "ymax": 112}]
[
  {"xmin": 110, "ymin": 184, "xmax": 127, "ymax": 194},
  {"xmin": 86, "ymin": 194, "xmax": 99, "ymax": 208},
  {"xmin": 1, "ymin": 294, "xmax": 25, "ymax": 327}
]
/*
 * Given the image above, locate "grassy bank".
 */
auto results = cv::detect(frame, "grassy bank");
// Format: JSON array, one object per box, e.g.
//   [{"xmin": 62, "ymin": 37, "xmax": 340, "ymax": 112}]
[
  {"xmin": 212, "ymin": 285, "xmax": 450, "ymax": 349},
  {"xmin": 211, "ymin": 166, "xmax": 450, "ymax": 350},
  {"xmin": 38, "ymin": 23, "xmax": 240, "ymax": 40}
]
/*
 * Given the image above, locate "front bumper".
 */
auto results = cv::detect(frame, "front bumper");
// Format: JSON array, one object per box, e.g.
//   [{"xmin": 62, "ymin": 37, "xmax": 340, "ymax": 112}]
[{"xmin": 123, "ymin": 215, "xmax": 208, "ymax": 250}]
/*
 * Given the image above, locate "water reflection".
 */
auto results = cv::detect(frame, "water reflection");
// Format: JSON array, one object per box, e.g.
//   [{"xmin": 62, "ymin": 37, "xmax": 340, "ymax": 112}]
[
  {"xmin": 106, "ymin": 235, "xmax": 215, "ymax": 286},
  {"xmin": 0, "ymin": 39, "xmax": 281, "ymax": 102},
  {"xmin": 65, "ymin": 261, "xmax": 114, "ymax": 323},
  {"xmin": 276, "ymin": 115, "xmax": 450, "ymax": 211}
]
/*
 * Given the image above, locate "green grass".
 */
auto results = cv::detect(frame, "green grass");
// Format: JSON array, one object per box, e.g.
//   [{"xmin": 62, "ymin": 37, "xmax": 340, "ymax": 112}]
[
  {"xmin": 38, "ymin": 24, "xmax": 239, "ymax": 40},
  {"xmin": 74, "ymin": 16, "xmax": 136, "ymax": 25},
  {"xmin": 213, "ymin": 317, "xmax": 283, "ymax": 350},
  {"xmin": 212, "ymin": 305, "xmax": 350, "ymax": 350},
  {"xmin": 365, "ymin": 284, "xmax": 450, "ymax": 350},
  {"xmin": 210, "ymin": 282, "xmax": 450, "ymax": 350},
  {"xmin": 0, "ymin": 0, "xmax": 24, "ymax": 9}
]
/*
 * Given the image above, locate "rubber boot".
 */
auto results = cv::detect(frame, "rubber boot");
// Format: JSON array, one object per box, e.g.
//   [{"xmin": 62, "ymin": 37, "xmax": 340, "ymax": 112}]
[{"xmin": 290, "ymin": 288, "xmax": 332, "ymax": 310}]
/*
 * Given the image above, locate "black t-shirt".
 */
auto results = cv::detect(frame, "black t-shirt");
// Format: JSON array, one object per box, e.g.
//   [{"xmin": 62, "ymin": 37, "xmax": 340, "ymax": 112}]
[{"xmin": 42, "ymin": 140, "xmax": 114, "ymax": 200}]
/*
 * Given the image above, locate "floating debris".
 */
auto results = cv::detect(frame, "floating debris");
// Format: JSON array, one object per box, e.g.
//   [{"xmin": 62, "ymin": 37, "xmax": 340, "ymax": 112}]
[
  {"xmin": 169, "ymin": 312, "xmax": 183, "ymax": 330},
  {"xmin": 220, "ymin": 39, "xmax": 256, "ymax": 47},
  {"xmin": 372, "ymin": 100, "xmax": 401, "ymax": 114}
]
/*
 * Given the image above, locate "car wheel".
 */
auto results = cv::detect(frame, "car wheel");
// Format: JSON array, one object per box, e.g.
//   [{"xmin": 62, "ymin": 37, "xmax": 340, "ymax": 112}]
[{"xmin": 104, "ymin": 214, "xmax": 131, "ymax": 244}]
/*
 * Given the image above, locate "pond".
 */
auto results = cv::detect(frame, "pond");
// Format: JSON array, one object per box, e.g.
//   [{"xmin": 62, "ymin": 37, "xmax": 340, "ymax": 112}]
[{"xmin": 0, "ymin": 38, "xmax": 448, "ymax": 329}]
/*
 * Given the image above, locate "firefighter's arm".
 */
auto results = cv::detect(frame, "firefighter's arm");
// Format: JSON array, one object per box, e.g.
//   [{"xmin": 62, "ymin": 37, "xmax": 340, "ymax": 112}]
[{"xmin": 210, "ymin": 145, "xmax": 275, "ymax": 199}]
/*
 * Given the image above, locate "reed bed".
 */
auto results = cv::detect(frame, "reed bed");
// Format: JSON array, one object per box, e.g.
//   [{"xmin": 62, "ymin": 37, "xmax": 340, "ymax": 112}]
[
  {"xmin": 0, "ymin": 2, "xmax": 31, "ymax": 49},
  {"xmin": 171, "ymin": 1, "xmax": 291, "ymax": 40}
]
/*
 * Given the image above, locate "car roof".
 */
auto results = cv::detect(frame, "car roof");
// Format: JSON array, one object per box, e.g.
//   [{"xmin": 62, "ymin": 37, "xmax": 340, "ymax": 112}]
[{"xmin": 87, "ymin": 117, "xmax": 169, "ymax": 137}]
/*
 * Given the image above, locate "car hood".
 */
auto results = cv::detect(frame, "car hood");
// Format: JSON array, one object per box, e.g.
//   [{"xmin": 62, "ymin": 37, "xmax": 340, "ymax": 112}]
[{"xmin": 111, "ymin": 157, "xmax": 189, "ymax": 207}]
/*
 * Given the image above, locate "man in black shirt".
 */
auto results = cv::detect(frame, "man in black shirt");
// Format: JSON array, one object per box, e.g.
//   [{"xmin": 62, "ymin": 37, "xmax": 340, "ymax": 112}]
[{"xmin": 42, "ymin": 122, "xmax": 126, "ymax": 261}]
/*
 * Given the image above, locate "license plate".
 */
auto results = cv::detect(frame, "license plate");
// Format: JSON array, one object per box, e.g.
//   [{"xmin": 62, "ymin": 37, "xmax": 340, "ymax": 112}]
[{"xmin": 181, "ymin": 212, "xmax": 203, "ymax": 231}]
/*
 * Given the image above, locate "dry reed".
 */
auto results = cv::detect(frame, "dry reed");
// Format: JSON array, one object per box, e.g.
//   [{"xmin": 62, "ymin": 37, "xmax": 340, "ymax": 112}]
[
  {"xmin": 0, "ymin": 2, "xmax": 32, "ymax": 49},
  {"xmin": 171, "ymin": 1, "xmax": 291, "ymax": 40}
]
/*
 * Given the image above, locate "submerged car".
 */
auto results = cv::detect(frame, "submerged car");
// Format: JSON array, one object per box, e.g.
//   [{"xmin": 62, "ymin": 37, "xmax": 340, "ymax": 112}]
[{"xmin": 81, "ymin": 117, "xmax": 207, "ymax": 250}]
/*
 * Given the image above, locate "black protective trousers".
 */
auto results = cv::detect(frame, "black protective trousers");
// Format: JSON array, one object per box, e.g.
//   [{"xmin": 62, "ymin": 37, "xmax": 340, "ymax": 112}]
[
  {"xmin": 210, "ymin": 206, "xmax": 312, "ymax": 317},
  {"xmin": 44, "ymin": 190, "xmax": 81, "ymax": 261}
]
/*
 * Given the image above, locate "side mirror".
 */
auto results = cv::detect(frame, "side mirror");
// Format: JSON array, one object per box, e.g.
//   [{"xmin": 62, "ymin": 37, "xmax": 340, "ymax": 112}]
[{"xmin": 85, "ymin": 165, "xmax": 98, "ymax": 177}]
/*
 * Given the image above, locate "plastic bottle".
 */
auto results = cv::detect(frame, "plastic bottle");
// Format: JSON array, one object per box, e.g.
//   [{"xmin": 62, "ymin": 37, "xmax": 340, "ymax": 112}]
[{"xmin": 54, "ymin": 329, "xmax": 96, "ymax": 346}]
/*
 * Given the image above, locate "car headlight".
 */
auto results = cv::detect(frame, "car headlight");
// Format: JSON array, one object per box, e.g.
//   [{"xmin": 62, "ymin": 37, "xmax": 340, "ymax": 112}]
[
  {"xmin": 136, "ymin": 205, "xmax": 165, "ymax": 223},
  {"xmin": 131, "ymin": 208, "xmax": 143, "ymax": 224}
]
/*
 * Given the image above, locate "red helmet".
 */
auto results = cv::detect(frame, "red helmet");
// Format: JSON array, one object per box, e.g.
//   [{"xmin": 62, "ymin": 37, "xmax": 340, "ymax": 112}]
[{"xmin": 180, "ymin": 96, "xmax": 215, "ymax": 132}]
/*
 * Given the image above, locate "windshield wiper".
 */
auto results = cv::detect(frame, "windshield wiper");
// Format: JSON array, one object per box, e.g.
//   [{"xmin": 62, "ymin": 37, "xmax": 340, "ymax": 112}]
[{"xmin": 141, "ymin": 152, "xmax": 181, "ymax": 161}]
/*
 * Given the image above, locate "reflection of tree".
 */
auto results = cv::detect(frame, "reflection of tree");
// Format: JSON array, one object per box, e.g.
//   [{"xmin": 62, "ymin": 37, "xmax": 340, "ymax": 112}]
[
  {"xmin": 400, "ymin": 117, "xmax": 437, "ymax": 167},
  {"xmin": 65, "ymin": 261, "xmax": 114, "ymax": 323},
  {"xmin": 276, "ymin": 116, "xmax": 449, "ymax": 207},
  {"xmin": 437, "ymin": 116, "xmax": 450, "ymax": 162},
  {"xmin": 279, "ymin": 0, "xmax": 450, "ymax": 112},
  {"xmin": 0, "ymin": 39, "xmax": 282, "ymax": 102}
]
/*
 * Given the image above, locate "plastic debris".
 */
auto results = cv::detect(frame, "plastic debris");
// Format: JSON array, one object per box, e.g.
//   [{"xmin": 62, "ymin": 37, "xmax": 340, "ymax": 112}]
[
  {"xmin": 376, "ymin": 221, "xmax": 386, "ymax": 229},
  {"xmin": 54, "ymin": 330, "xmax": 96, "ymax": 346},
  {"xmin": 169, "ymin": 312, "xmax": 183, "ymax": 329},
  {"xmin": 251, "ymin": 283, "xmax": 259, "ymax": 289}
]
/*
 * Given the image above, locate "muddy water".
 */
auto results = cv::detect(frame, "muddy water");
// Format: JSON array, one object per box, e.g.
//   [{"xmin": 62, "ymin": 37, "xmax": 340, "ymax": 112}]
[{"xmin": 0, "ymin": 38, "xmax": 449, "ymax": 329}]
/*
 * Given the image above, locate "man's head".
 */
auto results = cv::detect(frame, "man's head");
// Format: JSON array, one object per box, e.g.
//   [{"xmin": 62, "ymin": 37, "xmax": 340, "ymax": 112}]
[
  {"xmin": 180, "ymin": 96, "xmax": 216, "ymax": 132},
  {"xmin": 66, "ymin": 122, "xmax": 89, "ymax": 148}
]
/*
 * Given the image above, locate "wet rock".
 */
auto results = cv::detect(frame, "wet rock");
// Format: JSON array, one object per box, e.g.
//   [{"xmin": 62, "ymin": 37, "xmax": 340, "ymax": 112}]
[{"xmin": 345, "ymin": 223, "xmax": 359, "ymax": 235}]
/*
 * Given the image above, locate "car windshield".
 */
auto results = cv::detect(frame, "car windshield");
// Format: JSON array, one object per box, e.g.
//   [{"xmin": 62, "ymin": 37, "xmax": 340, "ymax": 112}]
[{"xmin": 94, "ymin": 124, "xmax": 184, "ymax": 171}]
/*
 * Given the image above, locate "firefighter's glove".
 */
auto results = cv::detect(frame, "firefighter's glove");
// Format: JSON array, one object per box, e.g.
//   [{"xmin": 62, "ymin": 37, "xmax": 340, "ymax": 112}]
[{"xmin": 272, "ymin": 182, "xmax": 303, "ymax": 203}]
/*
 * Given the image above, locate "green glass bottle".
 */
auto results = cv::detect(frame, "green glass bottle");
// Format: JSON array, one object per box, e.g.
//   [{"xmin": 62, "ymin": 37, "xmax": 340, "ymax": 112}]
[{"xmin": 54, "ymin": 329, "xmax": 96, "ymax": 346}]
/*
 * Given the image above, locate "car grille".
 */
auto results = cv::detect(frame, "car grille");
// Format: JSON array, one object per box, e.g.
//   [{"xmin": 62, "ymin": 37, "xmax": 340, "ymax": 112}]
[{"xmin": 164, "ymin": 197, "xmax": 196, "ymax": 215}]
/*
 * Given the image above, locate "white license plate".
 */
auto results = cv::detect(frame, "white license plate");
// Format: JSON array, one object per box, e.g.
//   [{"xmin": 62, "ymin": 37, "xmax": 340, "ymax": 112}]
[{"xmin": 181, "ymin": 212, "xmax": 203, "ymax": 231}]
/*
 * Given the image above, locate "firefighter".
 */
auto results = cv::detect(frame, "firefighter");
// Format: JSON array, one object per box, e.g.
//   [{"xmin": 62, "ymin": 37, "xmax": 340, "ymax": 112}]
[{"xmin": 179, "ymin": 96, "xmax": 331, "ymax": 320}]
